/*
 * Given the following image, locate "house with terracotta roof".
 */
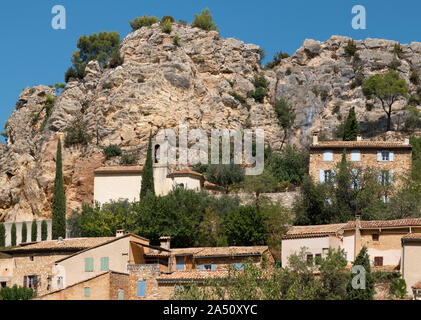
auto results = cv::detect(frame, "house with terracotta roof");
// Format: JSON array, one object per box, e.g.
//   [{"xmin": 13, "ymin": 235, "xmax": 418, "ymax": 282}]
[
  {"xmin": 401, "ymin": 233, "xmax": 421, "ymax": 299},
  {"xmin": 94, "ymin": 164, "xmax": 223, "ymax": 204},
  {"xmin": 282, "ymin": 217, "xmax": 421, "ymax": 271},
  {"xmin": 309, "ymin": 132, "xmax": 412, "ymax": 200}
]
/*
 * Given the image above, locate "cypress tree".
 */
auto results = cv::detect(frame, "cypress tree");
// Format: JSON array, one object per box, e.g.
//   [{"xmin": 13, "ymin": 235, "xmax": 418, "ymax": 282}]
[
  {"xmin": 346, "ymin": 246, "xmax": 375, "ymax": 300},
  {"xmin": 0, "ymin": 223, "xmax": 5, "ymax": 248},
  {"xmin": 31, "ymin": 220, "xmax": 37, "ymax": 242},
  {"xmin": 21, "ymin": 222, "xmax": 27, "ymax": 243},
  {"xmin": 343, "ymin": 107, "xmax": 360, "ymax": 141},
  {"xmin": 11, "ymin": 222, "xmax": 16, "ymax": 247},
  {"xmin": 41, "ymin": 220, "xmax": 48, "ymax": 241},
  {"xmin": 52, "ymin": 138, "xmax": 66, "ymax": 239},
  {"xmin": 140, "ymin": 131, "xmax": 155, "ymax": 199}
]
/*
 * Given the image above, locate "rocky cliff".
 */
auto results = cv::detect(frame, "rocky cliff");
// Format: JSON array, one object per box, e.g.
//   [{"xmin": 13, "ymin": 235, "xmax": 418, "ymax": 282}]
[{"xmin": 1, "ymin": 23, "xmax": 420, "ymax": 222}]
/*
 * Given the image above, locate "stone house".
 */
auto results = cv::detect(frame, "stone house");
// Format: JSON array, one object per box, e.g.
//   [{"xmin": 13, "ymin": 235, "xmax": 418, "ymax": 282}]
[
  {"xmin": 282, "ymin": 217, "xmax": 421, "ymax": 269},
  {"xmin": 93, "ymin": 165, "xmax": 220, "ymax": 205},
  {"xmin": 0, "ymin": 252, "xmax": 12, "ymax": 288},
  {"xmin": 0, "ymin": 237, "xmax": 116, "ymax": 296},
  {"xmin": 309, "ymin": 132, "xmax": 412, "ymax": 199},
  {"xmin": 401, "ymin": 233, "xmax": 421, "ymax": 298}
]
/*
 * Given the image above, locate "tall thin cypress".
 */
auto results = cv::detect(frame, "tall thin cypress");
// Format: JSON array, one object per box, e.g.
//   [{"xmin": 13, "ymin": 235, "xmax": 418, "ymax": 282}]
[
  {"xmin": 31, "ymin": 220, "xmax": 37, "ymax": 242},
  {"xmin": 343, "ymin": 107, "xmax": 360, "ymax": 141},
  {"xmin": 41, "ymin": 220, "xmax": 48, "ymax": 241},
  {"xmin": 52, "ymin": 138, "xmax": 66, "ymax": 239},
  {"xmin": 11, "ymin": 222, "xmax": 16, "ymax": 247},
  {"xmin": 346, "ymin": 246, "xmax": 375, "ymax": 300},
  {"xmin": 140, "ymin": 131, "xmax": 155, "ymax": 199},
  {"xmin": 21, "ymin": 222, "xmax": 27, "ymax": 243},
  {"xmin": 0, "ymin": 223, "xmax": 5, "ymax": 248}
]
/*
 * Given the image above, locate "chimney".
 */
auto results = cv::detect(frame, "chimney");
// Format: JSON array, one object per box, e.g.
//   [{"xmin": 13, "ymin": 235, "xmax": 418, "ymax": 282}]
[
  {"xmin": 404, "ymin": 137, "xmax": 409, "ymax": 145},
  {"xmin": 357, "ymin": 135, "xmax": 362, "ymax": 141},
  {"xmin": 312, "ymin": 131, "xmax": 319, "ymax": 145},
  {"xmin": 160, "ymin": 236, "xmax": 171, "ymax": 250},
  {"xmin": 116, "ymin": 230, "xmax": 125, "ymax": 238}
]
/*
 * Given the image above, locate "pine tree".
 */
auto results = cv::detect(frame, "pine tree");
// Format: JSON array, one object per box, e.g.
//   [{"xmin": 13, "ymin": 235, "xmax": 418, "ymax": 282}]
[
  {"xmin": 21, "ymin": 222, "xmax": 27, "ymax": 243},
  {"xmin": 11, "ymin": 223, "xmax": 16, "ymax": 247},
  {"xmin": 343, "ymin": 107, "xmax": 360, "ymax": 141},
  {"xmin": 52, "ymin": 139, "xmax": 66, "ymax": 239},
  {"xmin": 140, "ymin": 131, "xmax": 155, "ymax": 199},
  {"xmin": 346, "ymin": 246, "xmax": 375, "ymax": 300},
  {"xmin": 0, "ymin": 223, "xmax": 5, "ymax": 248},
  {"xmin": 31, "ymin": 220, "xmax": 37, "ymax": 242},
  {"xmin": 41, "ymin": 220, "xmax": 48, "ymax": 241}
]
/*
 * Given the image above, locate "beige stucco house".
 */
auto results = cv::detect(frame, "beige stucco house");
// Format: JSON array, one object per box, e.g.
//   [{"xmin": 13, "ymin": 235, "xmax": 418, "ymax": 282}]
[{"xmin": 401, "ymin": 233, "xmax": 421, "ymax": 298}]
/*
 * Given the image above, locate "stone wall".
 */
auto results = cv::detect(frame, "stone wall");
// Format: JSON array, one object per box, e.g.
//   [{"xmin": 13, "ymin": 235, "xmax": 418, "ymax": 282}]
[{"xmin": 127, "ymin": 264, "xmax": 161, "ymax": 300}]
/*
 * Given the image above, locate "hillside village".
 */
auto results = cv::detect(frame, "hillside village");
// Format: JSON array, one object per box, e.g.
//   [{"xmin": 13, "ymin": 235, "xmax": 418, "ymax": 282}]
[{"xmin": 0, "ymin": 10, "xmax": 421, "ymax": 300}]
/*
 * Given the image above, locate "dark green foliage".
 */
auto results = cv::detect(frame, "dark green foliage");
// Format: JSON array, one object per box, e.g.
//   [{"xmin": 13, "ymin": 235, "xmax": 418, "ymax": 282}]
[
  {"xmin": 121, "ymin": 152, "xmax": 138, "ymax": 165},
  {"xmin": 0, "ymin": 285, "xmax": 36, "ymax": 300},
  {"xmin": 343, "ymin": 107, "xmax": 360, "ymax": 141},
  {"xmin": 130, "ymin": 15, "xmax": 160, "ymax": 31},
  {"xmin": 161, "ymin": 16, "xmax": 175, "ymax": 24},
  {"xmin": 350, "ymin": 73, "xmax": 364, "ymax": 89},
  {"xmin": 266, "ymin": 145, "xmax": 309, "ymax": 186},
  {"xmin": 31, "ymin": 220, "xmax": 37, "ymax": 242},
  {"xmin": 266, "ymin": 51, "xmax": 290, "ymax": 69},
  {"xmin": 408, "ymin": 94, "xmax": 421, "ymax": 106},
  {"xmin": 344, "ymin": 39, "xmax": 358, "ymax": 57},
  {"xmin": 102, "ymin": 82, "xmax": 112, "ymax": 90},
  {"xmin": 392, "ymin": 43, "xmax": 404, "ymax": 59},
  {"xmin": 104, "ymin": 144, "xmax": 122, "ymax": 159},
  {"xmin": 404, "ymin": 107, "xmax": 421, "ymax": 133},
  {"xmin": 253, "ymin": 75, "xmax": 269, "ymax": 89},
  {"xmin": 410, "ymin": 71, "xmax": 420, "ymax": 85},
  {"xmin": 21, "ymin": 222, "xmax": 27, "ymax": 243},
  {"xmin": 52, "ymin": 139, "xmax": 66, "ymax": 240},
  {"xmin": 11, "ymin": 223, "xmax": 16, "ymax": 247},
  {"xmin": 65, "ymin": 31, "xmax": 121, "ymax": 82},
  {"xmin": 320, "ymin": 90, "xmax": 329, "ymax": 101},
  {"xmin": 107, "ymin": 49, "xmax": 124, "ymax": 68},
  {"xmin": 388, "ymin": 58, "xmax": 401, "ymax": 70},
  {"xmin": 248, "ymin": 75, "xmax": 268, "ymax": 103},
  {"xmin": 41, "ymin": 220, "xmax": 48, "ymax": 241},
  {"xmin": 138, "ymin": 74, "xmax": 145, "ymax": 83},
  {"xmin": 191, "ymin": 8, "xmax": 218, "ymax": 32},
  {"xmin": 230, "ymin": 92, "xmax": 248, "ymax": 107},
  {"xmin": 0, "ymin": 223, "xmax": 5, "ymax": 248},
  {"xmin": 172, "ymin": 35, "xmax": 180, "ymax": 46},
  {"xmin": 363, "ymin": 70, "xmax": 409, "ymax": 131},
  {"xmin": 64, "ymin": 119, "xmax": 91, "ymax": 147},
  {"xmin": 161, "ymin": 20, "xmax": 172, "ymax": 34},
  {"xmin": 204, "ymin": 163, "xmax": 245, "ymax": 190},
  {"xmin": 389, "ymin": 278, "xmax": 408, "ymax": 299},
  {"xmin": 140, "ymin": 132, "xmax": 155, "ymax": 199},
  {"xmin": 224, "ymin": 206, "xmax": 268, "ymax": 246},
  {"xmin": 274, "ymin": 98, "xmax": 296, "ymax": 148},
  {"xmin": 346, "ymin": 247, "xmax": 374, "ymax": 300}
]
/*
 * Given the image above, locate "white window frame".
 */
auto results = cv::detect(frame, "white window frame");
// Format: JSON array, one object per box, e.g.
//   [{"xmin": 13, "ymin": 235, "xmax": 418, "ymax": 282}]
[{"xmin": 323, "ymin": 150, "xmax": 333, "ymax": 162}]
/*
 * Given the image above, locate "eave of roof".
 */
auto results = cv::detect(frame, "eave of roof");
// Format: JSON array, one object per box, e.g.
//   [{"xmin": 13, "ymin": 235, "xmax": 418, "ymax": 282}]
[
  {"xmin": 310, "ymin": 141, "xmax": 412, "ymax": 150},
  {"xmin": 94, "ymin": 166, "xmax": 143, "ymax": 175}
]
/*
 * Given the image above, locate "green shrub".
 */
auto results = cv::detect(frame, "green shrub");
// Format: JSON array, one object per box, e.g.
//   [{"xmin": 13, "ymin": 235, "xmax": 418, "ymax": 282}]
[
  {"xmin": 230, "ymin": 92, "xmax": 247, "ymax": 104},
  {"xmin": 253, "ymin": 75, "xmax": 269, "ymax": 89},
  {"xmin": 409, "ymin": 94, "xmax": 421, "ymax": 106},
  {"xmin": 64, "ymin": 120, "xmax": 91, "ymax": 147},
  {"xmin": 252, "ymin": 87, "xmax": 266, "ymax": 103},
  {"xmin": 191, "ymin": 8, "xmax": 218, "ymax": 32},
  {"xmin": 266, "ymin": 51, "xmax": 290, "ymax": 69},
  {"xmin": 0, "ymin": 285, "xmax": 36, "ymax": 300},
  {"xmin": 285, "ymin": 68, "xmax": 292, "ymax": 76},
  {"xmin": 21, "ymin": 222, "xmax": 27, "ymax": 243},
  {"xmin": 102, "ymin": 82, "xmax": 112, "ymax": 90},
  {"xmin": 31, "ymin": 220, "xmax": 37, "ymax": 242},
  {"xmin": 320, "ymin": 90, "xmax": 329, "ymax": 101},
  {"xmin": 344, "ymin": 39, "xmax": 358, "ymax": 57},
  {"xmin": 410, "ymin": 71, "xmax": 420, "ymax": 85},
  {"xmin": 257, "ymin": 48, "xmax": 265, "ymax": 65},
  {"xmin": 0, "ymin": 223, "xmax": 5, "ymax": 248},
  {"xmin": 138, "ymin": 75, "xmax": 145, "ymax": 83},
  {"xmin": 161, "ymin": 16, "xmax": 175, "ymax": 24},
  {"xmin": 64, "ymin": 67, "xmax": 79, "ymax": 83},
  {"xmin": 121, "ymin": 152, "xmax": 138, "ymax": 165},
  {"xmin": 350, "ymin": 73, "xmax": 364, "ymax": 89},
  {"xmin": 104, "ymin": 144, "xmax": 122, "ymax": 159},
  {"xmin": 107, "ymin": 49, "xmax": 123, "ymax": 68},
  {"xmin": 389, "ymin": 58, "xmax": 401, "ymax": 70},
  {"xmin": 366, "ymin": 103, "xmax": 374, "ymax": 111},
  {"xmin": 389, "ymin": 278, "xmax": 407, "ymax": 299},
  {"xmin": 130, "ymin": 15, "xmax": 160, "ymax": 31},
  {"xmin": 173, "ymin": 35, "xmax": 180, "ymax": 46},
  {"xmin": 161, "ymin": 20, "xmax": 172, "ymax": 34},
  {"xmin": 392, "ymin": 43, "xmax": 404, "ymax": 59}
]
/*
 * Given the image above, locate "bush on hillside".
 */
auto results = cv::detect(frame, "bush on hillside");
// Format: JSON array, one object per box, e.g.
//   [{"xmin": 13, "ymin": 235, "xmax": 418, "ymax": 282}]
[
  {"xmin": 130, "ymin": 15, "xmax": 160, "ymax": 31},
  {"xmin": 191, "ymin": 8, "xmax": 218, "ymax": 32}
]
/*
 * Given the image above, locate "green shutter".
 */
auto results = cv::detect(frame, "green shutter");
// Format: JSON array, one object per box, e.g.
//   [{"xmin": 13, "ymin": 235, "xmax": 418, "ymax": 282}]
[
  {"xmin": 85, "ymin": 258, "xmax": 94, "ymax": 272},
  {"xmin": 100, "ymin": 257, "xmax": 109, "ymax": 271},
  {"xmin": 84, "ymin": 287, "xmax": 90, "ymax": 297}
]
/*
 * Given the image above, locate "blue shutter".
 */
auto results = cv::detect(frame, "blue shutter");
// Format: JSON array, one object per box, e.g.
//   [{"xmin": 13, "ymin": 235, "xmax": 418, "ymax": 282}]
[
  {"xmin": 234, "ymin": 263, "xmax": 244, "ymax": 270},
  {"xmin": 176, "ymin": 256, "xmax": 185, "ymax": 270},
  {"xmin": 100, "ymin": 257, "xmax": 109, "ymax": 271},
  {"xmin": 377, "ymin": 151, "xmax": 382, "ymax": 161},
  {"xmin": 199, "ymin": 265, "xmax": 204, "ymax": 270},
  {"xmin": 84, "ymin": 287, "xmax": 90, "ymax": 297},
  {"xmin": 211, "ymin": 264, "xmax": 216, "ymax": 271},
  {"xmin": 389, "ymin": 151, "xmax": 394, "ymax": 162},
  {"xmin": 137, "ymin": 281, "xmax": 146, "ymax": 297},
  {"xmin": 389, "ymin": 170, "xmax": 394, "ymax": 185}
]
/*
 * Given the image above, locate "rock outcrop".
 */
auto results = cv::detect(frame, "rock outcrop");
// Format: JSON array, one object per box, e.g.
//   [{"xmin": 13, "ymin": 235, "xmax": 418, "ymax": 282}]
[{"xmin": 0, "ymin": 23, "xmax": 420, "ymax": 221}]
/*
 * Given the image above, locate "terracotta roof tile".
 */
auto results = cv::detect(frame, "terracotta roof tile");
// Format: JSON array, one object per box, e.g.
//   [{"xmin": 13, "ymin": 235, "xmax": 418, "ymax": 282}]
[
  {"xmin": 344, "ymin": 218, "xmax": 421, "ymax": 230},
  {"xmin": 94, "ymin": 166, "xmax": 143, "ymax": 174},
  {"xmin": 283, "ymin": 224, "xmax": 347, "ymax": 239},
  {"xmin": 310, "ymin": 141, "xmax": 411, "ymax": 149},
  {"xmin": 402, "ymin": 233, "xmax": 421, "ymax": 240},
  {"xmin": 169, "ymin": 246, "xmax": 268, "ymax": 257},
  {"xmin": 167, "ymin": 168, "xmax": 205, "ymax": 180},
  {"xmin": 158, "ymin": 270, "xmax": 229, "ymax": 282}
]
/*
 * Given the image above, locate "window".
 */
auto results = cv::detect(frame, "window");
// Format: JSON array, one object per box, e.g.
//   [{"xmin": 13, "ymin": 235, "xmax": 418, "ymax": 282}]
[
  {"xmin": 323, "ymin": 151, "xmax": 333, "ymax": 161},
  {"xmin": 29, "ymin": 256, "xmax": 34, "ymax": 261},
  {"xmin": 0, "ymin": 282, "xmax": 6, "ymax": 288},
  {"xmin": 234, "ymin": 263, "xmax": 244, "ymax": 271},
  {"xmin": 374, "ymin": 257, "xmax": 383, "ymax": 267},
  {"xmin": 377, "ymin": 151, "xmax": 394, "ymax": 162},
  {"xmin": 118, "ymin": 289, "xmax": 124, "ymax": 300},
  {"xmin": 84, "ymin": 287, "xmax": 90, "ymax": 297},
  {"xmin": 100, "ymin": 257, "xmax": 109, "ymax": 272},
  {"xmin": 372, "ymin": 234, "xmax": 379, "ymax": 242},
  {"xmin": 320, "ymin": 170, "xmax": 333, "ymax": 183},
  {"xmin": 154, "ymin": 145, "xmax": 160, "ymax": 164},
  {"xmin": 351, "ymin": 169, "xmax": 360, "ymax": 190},
  {"xmin": 306, "ymin": 254, "xmax": 313, "ymax": 264},
  {"xmin": 322, "ymin": 248, "xmax": 329, "ymax": 257},
  {"xmin": 137, "ymin": 281, "xmax": 146, "ymax": 297},
  {"xmin": 57, "ymin": 276, "xmax": 64, "ymax": 289},
  {"xmin": 382, "ymin": 195, "xmax": 389, "ymax": 203},
  {"xmin": 382, "ymin": 151, "xmax": 389, "ymax": 161},
  {"xmin": 199, "ymin": 264, "xmax": 216, "ymax": 271},
  {"xmin": 315, "ymin": 254, "xmax": 322, "ymax": 265},
  {"xmin": 85, "ymin": 257, "xmax": 94, "ymax": 272},
  {"xmin": 378, "ymin": 170, "xmax": 393, "ymax": 186},
  {"xmin": 351, "ymin": 150, "xmax": 360, "ymax": 162},
  {"xmin": 177, "ymin": 183, "xmax": 185, "ymax": 190},
  {"xmin": 24, "ymin": 275, "xmax": 38, "ymax": 289},
  {"xmin": 176, "ymin": 256, "xmax": 185, "ymax": 271}
]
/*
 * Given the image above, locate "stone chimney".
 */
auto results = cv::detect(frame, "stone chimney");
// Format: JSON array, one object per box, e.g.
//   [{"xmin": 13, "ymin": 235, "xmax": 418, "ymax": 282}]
[
  {"xmin": 116, "ymin": 230, "xmax": 126, "ymax": 238},
  {"xmin": 357, "ymin": 134, "xmax": 362, "ymax": 141},
  {"xmin": 159, "ymin": 236, "xmax": 171, "ymax": 250},
  {"xmin": 312, "ymin": 131, "xmax": 319, "ymax": 145}
]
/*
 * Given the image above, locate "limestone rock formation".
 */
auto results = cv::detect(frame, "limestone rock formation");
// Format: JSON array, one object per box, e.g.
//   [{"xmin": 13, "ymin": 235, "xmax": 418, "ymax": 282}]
[{"xmin": 0, "ymin": 23, "xmax": 420, "ymax": 221}]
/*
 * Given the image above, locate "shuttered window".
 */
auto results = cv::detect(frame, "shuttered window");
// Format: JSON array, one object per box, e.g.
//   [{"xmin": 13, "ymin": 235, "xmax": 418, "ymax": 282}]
[
  {"xmin": 137, "ymin": 281, "xmax": 146, "ymax": 297},
  {"xmin": 176, "ymin": 256, "xmax": 185, "ymax": 271},
  {"xmin": 100, "ymin": 257, "xmax": 109, "ymax": 272},
  {"xmin": 351, "ymin": 150, "xmax": 360, "ymax": 162},
  {"xmin": 374, "ymin": 257, "xmax": 383, "ymax": 267},
  {"xmin": 84, "ymin": 287, "xmax": 90, "ymax": 297},
  {"xmin": 234, "ymin": 263, "xmax": 244, "ymax": 270},
  {"xmin": 323, "ymin": 151, "xmax": 333, "ymax": 161},
  {"xmin": 85, "ymin": 258, "xmax": 94, "ymax": 272}
]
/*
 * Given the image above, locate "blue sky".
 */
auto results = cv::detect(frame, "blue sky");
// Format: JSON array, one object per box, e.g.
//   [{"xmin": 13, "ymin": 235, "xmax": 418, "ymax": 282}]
[{"xmin": 1, "ymin": 0, "xmax": 421, "ymax": 142}]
